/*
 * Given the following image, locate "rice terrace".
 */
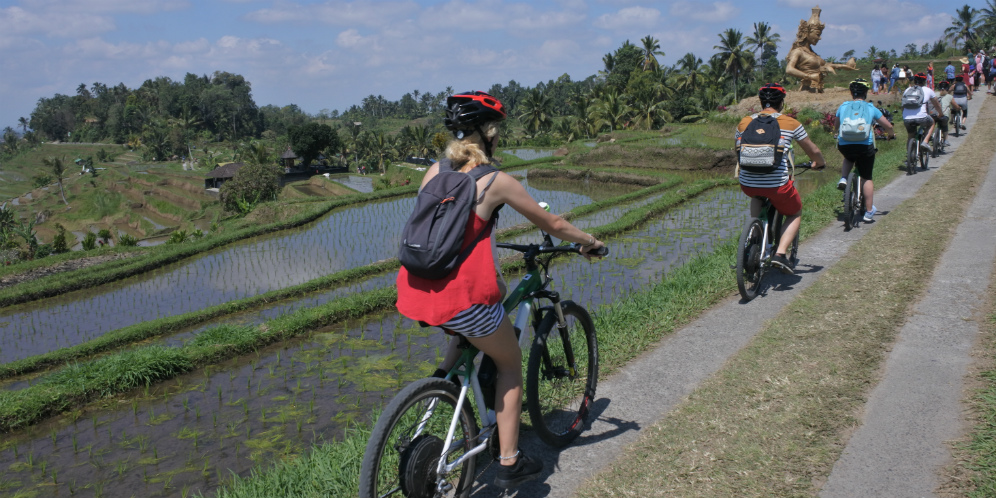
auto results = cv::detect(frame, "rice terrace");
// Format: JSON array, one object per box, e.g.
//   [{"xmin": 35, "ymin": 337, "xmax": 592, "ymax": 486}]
[{"xmin": 2, "ymin": 1, "xmax": 996, "ymax": 497}]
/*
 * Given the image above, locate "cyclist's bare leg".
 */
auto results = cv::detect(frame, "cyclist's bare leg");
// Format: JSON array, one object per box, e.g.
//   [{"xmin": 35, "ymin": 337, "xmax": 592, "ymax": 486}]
[
  {"xmin": 777, "ymin": 213, "xmax": 801, "ymax": 256},
  {"xmin": 840, "ymin": 157, "xmax": 854, "ymax": 179},
  {"xmin": 465, "ymin": 316, "xmax": 523, "ymax": 466},
  {"xmin": 861, "ymin": 178, "xmax": 874, "ymax": 212},
  {"xmin": 922, "ymin": 122, "xmax": 935, "ymax": 148},
  {"xmin": 436, "ymin": 336, "xmax": 461, "ymax": 372},
  {"xmin": 749, "ymin": 196, "xmax": 763, "ymax": 218}
]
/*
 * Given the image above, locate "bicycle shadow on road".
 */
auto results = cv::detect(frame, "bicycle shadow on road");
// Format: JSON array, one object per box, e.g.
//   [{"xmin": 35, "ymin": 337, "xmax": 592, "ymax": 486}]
[
  {"xmin": 468, "ymin": 397, "xmax": 640, "ymax": 497},
  {"xmin": 739, "ymin": 264, "xmax": 825, "ymax": 303}
]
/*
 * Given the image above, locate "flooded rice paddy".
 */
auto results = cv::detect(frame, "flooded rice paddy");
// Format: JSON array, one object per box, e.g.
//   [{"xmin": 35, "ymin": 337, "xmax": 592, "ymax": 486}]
[
  {"xmin": 0, "ymin": 175, "xmax": 639, "ymax": 364},
  {"xmin": 0, "ymin": 188, "xmax": 748, "ymax": 498}
]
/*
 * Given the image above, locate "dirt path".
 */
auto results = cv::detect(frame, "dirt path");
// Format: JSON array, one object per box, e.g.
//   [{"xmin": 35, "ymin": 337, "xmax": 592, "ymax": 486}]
[{"xmin": 459, "ymin": 95, "xmax": 992, "ymax": 497}]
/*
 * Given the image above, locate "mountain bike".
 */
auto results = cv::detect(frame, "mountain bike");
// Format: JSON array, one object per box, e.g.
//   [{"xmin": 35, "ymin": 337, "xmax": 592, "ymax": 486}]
[
  {"xmin": 735, "ymin": 162, "xmax": 812, "ymax": 301},
  {"xmin": 952, "ymin": 110, "xmax": 962, "ymax": 137},
  {"xmin": 905, "ymin": 124, "xmax": 929, "ymax": 175},
  {"xmin": 930, "ymin": 119, "xmax": 943, "ymax": 157},
  {"xmin": 359, "ymin": 233, "xmax": 607, "ymax": 498},
  {"xmin": 842, "ymin": 169, "xmax": 865, "ymax": 231}
]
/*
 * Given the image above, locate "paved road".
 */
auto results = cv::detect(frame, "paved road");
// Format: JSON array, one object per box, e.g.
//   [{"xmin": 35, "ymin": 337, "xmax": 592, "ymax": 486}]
[{"xmin": 466, "ymin": 95, "xmax": 989, "ymax": 497}]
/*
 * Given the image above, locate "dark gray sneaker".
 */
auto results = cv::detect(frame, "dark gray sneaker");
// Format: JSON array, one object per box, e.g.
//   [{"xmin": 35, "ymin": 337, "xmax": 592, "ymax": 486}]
[
  {"xmin": 494, "ymin": 453, "xmax": 543, "ymax": 488},
  {"xmin": 770, "ymin": 253, "xmax": 794, "ymax": 275}
]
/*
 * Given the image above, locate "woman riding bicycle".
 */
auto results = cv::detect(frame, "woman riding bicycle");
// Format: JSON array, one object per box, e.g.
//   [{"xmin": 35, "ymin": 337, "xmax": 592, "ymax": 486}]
[
  {"xmin": 735, "ymin": 83, "xmax": 826, "ymax": 274},
  {"xmin": 395, "ymin": 91, "xmax": 604, "ymax": 488}
]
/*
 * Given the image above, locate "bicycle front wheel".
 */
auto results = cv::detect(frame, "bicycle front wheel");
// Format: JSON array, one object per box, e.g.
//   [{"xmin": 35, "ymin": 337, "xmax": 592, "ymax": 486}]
[
  {"xmin": 906, "ymin": 139, "xmax": 917, "ymax": 175},
  {"xmin": 736, "ymin": 218, "xmax": 765, "ymax": 301},
  {"xmin": 920, "ymin": 145, "xmax": 930, "ymax": 170},
  {"xmin": 359, "ymin": 378, "xmax": 478, "ymax": 498},
  {"xmin": 526, "ymin": 300, "xmax": 598, "ymax": 448}
]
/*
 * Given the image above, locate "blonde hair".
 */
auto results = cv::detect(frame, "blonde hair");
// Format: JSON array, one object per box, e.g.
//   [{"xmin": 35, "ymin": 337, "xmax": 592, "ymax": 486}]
[{"xmin": 445, "ymin": 121, "xmax": 500, "ymax": 172}]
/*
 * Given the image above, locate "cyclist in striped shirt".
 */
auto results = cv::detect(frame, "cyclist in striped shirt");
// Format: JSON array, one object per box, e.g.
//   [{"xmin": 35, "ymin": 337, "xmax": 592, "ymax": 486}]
[{"xmin": 736, "ymin": 83, "xmax": 826, "ymax": 274}]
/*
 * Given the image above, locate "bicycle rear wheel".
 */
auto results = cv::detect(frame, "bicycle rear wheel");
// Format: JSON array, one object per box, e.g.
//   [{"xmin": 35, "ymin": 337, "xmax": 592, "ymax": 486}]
[
  {"xmin": 954, "ymin": 114, "xmax": 962, "ymax": 137},
  {"xmin": 359, "ymin": 378, "xmax": 478, "ymax": 498},
  {"xmin": 843, "ymin": 171, "xmax": 861, "ymax": 230},
  {"xmin": 736, "ymin": 218, "xmax": 765, "ymax": 301},
  {"xmin": 526, "ymin": 300, "xmax": 598, "ymax": 448},
  {"xmin": 920, "ymin": 145, "xmax": 930, "ymax": 170},
  {"xmin": 906, "ymin": 139, "xmax": 917, "ymax": 175}
]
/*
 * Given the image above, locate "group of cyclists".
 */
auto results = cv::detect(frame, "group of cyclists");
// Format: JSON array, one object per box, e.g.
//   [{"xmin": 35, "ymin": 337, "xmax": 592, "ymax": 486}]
[{"xmin": 374, "ymin": 65, "xmax": 971, "ymax": 492}]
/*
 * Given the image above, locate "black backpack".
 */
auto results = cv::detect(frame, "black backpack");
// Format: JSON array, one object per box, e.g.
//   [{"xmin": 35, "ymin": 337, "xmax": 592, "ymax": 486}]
[
  {"xmin": 952, "ymin": 81, "xmax": 969, "ymax": 97},
  {"xmin": 737, "ymin": 113, "xmax": 785, "ymax": 173},
  {"xmin": 399, "ymin": 159, "xmax": 499, "ymax": 279}
]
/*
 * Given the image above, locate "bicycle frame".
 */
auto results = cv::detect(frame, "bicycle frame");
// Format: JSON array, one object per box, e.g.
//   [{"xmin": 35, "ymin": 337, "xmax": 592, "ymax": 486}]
[{"xmin": 431, "ymin": 233, "xmax": 568, "ymax": 486}]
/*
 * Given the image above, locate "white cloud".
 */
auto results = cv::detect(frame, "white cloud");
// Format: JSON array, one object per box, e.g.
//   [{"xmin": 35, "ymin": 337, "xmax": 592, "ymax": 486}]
[
  {"xmin": 669, "ymin": 1, "xmax": 739, "ymax": 23},
  {"xmin": 245, "ymin": 0, "xmax": 419, "ymax": 27},
  {"xmin": 593, "ymin": 6, "xmax": 660, "ymax": 31},
  {"xmin": 509, "ymin": 10, "xmax": 586, "ymax": 31},
  {"xmin": 0, "ymin": 6, "xmax": 116, "ymax": 37}
]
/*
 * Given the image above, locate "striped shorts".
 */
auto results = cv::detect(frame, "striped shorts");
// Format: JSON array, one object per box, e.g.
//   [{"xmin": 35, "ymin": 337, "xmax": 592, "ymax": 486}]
[{"xmin": 441, "ymin": 302, "xmax": 505, "ymax": 338}]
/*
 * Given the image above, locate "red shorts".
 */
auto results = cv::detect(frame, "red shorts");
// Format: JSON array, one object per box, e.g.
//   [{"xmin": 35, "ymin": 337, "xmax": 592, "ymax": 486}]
[{"xmin": 740, "ymin": 180, "xmax": 802, "ymax": 216}]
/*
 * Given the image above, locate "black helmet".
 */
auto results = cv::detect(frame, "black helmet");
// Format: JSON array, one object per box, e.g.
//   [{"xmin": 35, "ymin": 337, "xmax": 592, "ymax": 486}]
[
  {"xmin": 757, "ymin": 83, "xmax": 787, "ymax": 106},
  {"xmin": 444, "ymin": 91, "xmax": 506, "ymax": 136},
  {"xmin": 938, "ymin": 81, "xmax": 950, "ymax": 90},
  {"xmin": 849, "ymin": 78, "xmax": 870, "ymax": 96}
]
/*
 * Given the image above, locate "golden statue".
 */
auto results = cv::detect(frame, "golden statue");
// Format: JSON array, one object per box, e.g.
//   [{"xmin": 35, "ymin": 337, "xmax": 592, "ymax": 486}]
[{"xmin": 784, "ymin": 6, "xmax": 856, "ymax": 92}]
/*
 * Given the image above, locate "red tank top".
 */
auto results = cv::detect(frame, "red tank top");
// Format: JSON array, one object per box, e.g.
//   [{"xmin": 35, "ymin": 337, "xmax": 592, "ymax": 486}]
[{"xmin": 396, "ymin": 212, "xmax": 500, "ymax": 325}]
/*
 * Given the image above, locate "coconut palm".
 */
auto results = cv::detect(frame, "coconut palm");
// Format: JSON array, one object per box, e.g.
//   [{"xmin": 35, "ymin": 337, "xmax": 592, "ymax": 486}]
[
  {"xmin": 982, "ymin": 0, "xmax": 996, "ymax": 32},
  {"xmin": 17, "ymin": 117, "xmax": 28, "ymax": 135},
  {"xmin": 714, "ymin": 28, "xmax": 755, "ymax": 101},
  {"xmin": 865, "ymin": 45, "xmax": 879, "ymax": 61},
  {"xmin": 945, "ymin": 5, "xmax": 980, "ymax": 50},
  {"xmin": 42, "ymin": 156, "xmax": 69, "ymax": 205},
  {"xmin": 745, "ymin": 22, "xmax": 780, "ymax": 57},
  {"xmin": 518, "ymin": 88, "xmax": 554, "ymax": 136},
  {"xmin": 640, "ymin": 35, "xmax": 665, "ymax": 71},
  {"xmin": 589, "ymin": 89, "xmax": 633, "ymax": 132},
  {"xmin": 674, "ymin": 53, "xmax": 706, "ymax": 93}
]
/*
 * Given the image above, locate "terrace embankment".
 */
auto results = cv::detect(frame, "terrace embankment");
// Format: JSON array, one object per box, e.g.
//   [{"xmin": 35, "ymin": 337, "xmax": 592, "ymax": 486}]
[{"xmin": 573, "ymin": 144, "xmax": 736, "ymax": 170}]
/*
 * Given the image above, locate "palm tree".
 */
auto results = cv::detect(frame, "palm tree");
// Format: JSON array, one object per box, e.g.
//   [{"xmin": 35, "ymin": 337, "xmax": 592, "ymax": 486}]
[
  {"xmin": 17, "ymin": 117, "xmax": 28, "ymax": 135},
  {"xmin": 42, "ymin": 156, "xmax": 69, "ymax": 205},
  {"xmin": 589, "ymin": 89, "xmax": 632, "ymax": 132},
  {"xmin": 518, "ymin": 88, "xmax": 554, "ymax": 136},
  {"xmin": 674, "ymin": 53, "xmax": 706, "ymax": 93},
  {"xmin": 945, "ymin": 5, "xmax": 980, "ymax": 51},
  {"xmin": 982, "ymin": 0, "xmax": 996, "ymax": 31},
  {"xmin": 745, "ymin": 22, "xmax": 780, "ymax": 57},
  {"xmin": 865, "ymin": 45, "xmax": 879, "ymax": 61},
  {"xmin": 640, "ymin": 35, "xmax": 665, "ymax": 71},
  {"xmin": 714, "ymin": 28, "xmax": 754, "ymax": 102}
]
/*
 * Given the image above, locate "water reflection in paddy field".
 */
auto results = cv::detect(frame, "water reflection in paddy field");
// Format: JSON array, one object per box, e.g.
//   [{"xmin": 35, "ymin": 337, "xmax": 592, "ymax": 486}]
[
  {"xmin": 0, "ymin": 178, "xmax": 605, "ymax": 364},
  {"xmin": 504, "ymin": 148, "xmax": 555, "ymax": 161},
  {"xmin": 329, "ymin": 174, "xmax": 373, "ymax": 193},
  {"xmin": 0, "ymin": 189, "xmax": 749, "ymax": 498}
]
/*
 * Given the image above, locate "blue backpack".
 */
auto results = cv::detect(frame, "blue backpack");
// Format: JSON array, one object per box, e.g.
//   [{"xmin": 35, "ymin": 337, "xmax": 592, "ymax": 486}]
[{"xmin": 398, "ymin": 160, "xmax": 499, "ymax": 279}]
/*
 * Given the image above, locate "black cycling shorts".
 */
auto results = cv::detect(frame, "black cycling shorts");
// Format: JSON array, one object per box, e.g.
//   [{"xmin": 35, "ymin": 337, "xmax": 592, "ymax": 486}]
[
  {"xmin": 837, "ymin": 143, "xmax": 877, "ymax": 180},
  {"xmin": 903, "ymin": 116, "xmax": 932, "ymax": 136}
]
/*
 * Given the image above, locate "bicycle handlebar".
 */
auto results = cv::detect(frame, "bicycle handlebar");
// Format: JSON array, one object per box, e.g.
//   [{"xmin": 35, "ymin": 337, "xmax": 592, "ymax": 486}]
[{"xmin": 497, "ymin": 241, "xmax": 609, "ymax": 257}]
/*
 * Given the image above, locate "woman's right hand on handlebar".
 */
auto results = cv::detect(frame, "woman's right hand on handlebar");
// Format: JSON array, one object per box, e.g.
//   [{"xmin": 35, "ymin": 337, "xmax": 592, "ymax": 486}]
[{"xmin": 578, "ymin": 239, "xmax": 607, "ymax": 259}]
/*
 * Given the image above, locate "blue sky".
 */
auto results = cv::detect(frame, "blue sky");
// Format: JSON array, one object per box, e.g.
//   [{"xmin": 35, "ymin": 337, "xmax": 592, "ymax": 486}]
[{"xmin": 0, "ymin": 0, "xmax": 961, "ymax": 131}]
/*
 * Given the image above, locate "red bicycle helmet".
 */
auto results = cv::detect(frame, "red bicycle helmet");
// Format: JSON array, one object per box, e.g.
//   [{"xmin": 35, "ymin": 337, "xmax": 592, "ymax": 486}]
[
  {"xmin": 444, "ymin": 91, "xmax": 506, "ymax": 135},
  {"xmin": 757, "ymin": 83, "xmax": 787, "ymax": 105}
]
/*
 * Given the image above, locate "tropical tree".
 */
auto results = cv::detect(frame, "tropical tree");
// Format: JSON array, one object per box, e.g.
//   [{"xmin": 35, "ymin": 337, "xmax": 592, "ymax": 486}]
[
  {"xmin": 589, "ymin": 89, "xmax": 632, "ymax": 132},
  {"xmin": 288, "ymin": 122, "xmax": 339, "ymax": 167},
  {"xmin": 945, "ymin": 5, "xmax": 980, "ymax": 51},
  {"xmin": 518, "ymin": 88, "xmax": 554, "ymax": 136},
  {"xmin": 17, "ymin": 117, "xmax": 28, "ymax": 135},
  {"xmin": 745, "ymin": 22, "xmax": 781, "ymax": 57},
  {"xmin": 714, "ymin": 28, "xmax": 754, "ymax": 101},
  {"xmin": 865, "ymin": 45, "xmax": 879, "ymax": 61},
  {"xmin": 42, "ymin": 155, "xmax": 69, "ymax": 205},
  {"xmin": 639, "ymin": 35, "xmax": 665, "ymax": 71},
  {"xmin": 674, "ymin": 53, "xmax": 706, "ymax": 93},
  {"xmin": 982, "ymin": 0, "xmax": 996, "ymax": 32}
]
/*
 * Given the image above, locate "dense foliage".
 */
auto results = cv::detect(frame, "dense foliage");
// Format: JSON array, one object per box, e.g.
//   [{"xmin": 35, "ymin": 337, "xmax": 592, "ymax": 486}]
[{"xmin": 218, "ymin": 162, "xmax": 284, "ymax": 214}]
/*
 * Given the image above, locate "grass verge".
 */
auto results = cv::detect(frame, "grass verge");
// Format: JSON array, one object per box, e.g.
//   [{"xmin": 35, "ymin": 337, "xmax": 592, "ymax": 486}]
[{"xmin": 577, "ymin": 98, "xmax": 996, "ymax": 496}]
